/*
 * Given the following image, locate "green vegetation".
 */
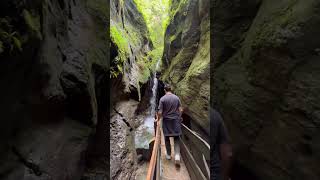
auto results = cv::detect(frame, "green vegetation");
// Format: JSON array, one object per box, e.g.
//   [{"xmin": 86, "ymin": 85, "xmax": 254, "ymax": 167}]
[
  {"xmin": 0, "ymin": 18, "xmax": 23, "ymax": 54},
  {"xmin": 133, "ymin": 0, "xmax": 171, "ymax": 82},
  {"xmin": 110, "ymin": 24, "xmax": 128, "ymax": 77},
  {"xmin": 23, "ymin": 9, "xmax": 42, "ymax": 40},
  {"xmin": 111, "ymin": 0, "xmax": 171, "ymax": 78},
  {"xmin": 110, "ymin": 0, "xmax": 171, "ymax": 100},
  {"xmin": 133, "ymin": 0, "xmax": 171, "ymax": 47},
  {"xmin": 87, "ymin": 0, "xmax": 109, "ymax": 20},
  {"xmin": 168, "ymin": 0, "xmax": 187, "ymax": 21}
]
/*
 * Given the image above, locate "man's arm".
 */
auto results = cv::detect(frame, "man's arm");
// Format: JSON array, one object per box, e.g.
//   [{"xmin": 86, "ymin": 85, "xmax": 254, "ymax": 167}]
[
  {"xmin": 219, "ymin": 119, "xmax": 233, "ymax": 180},
  {"xmin": 220, "ymin": 143, "xmax": 232, "ymax": 180},
  {"xmin": 157, "ymin": 99, "xmax": 163, "ymax": 122},
  {"xmin": 157, "ymin": 111, "xmax": 162, "ymax": 122}
]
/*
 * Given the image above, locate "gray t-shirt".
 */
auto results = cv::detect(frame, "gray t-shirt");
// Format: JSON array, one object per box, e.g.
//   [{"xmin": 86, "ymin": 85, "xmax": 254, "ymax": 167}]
[{"xmin": 158, "ymin": 93, "xmax": 181, "ymax": 120}]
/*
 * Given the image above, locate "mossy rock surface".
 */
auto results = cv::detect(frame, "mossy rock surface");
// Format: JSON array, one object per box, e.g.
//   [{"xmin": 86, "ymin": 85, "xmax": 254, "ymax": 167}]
[
  {"xmin": 162, "ymin": 0, "xmax": 210, "ymax": 138},
  {"xmin": 213, "ymin": 0, "xmax": 320, "ymax": 179}
]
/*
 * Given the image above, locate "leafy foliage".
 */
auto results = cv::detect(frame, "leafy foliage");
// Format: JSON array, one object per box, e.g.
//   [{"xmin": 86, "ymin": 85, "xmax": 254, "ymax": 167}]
[
  {"xmin": 22, "ymin": 9, "xmax": 42, "ymax": 40},
  {"xmin": 110, "ymin": 25, "xmax": 129, "ymax": 77},
  {"xmin": 133, "ymin": 0, "xmax": 171, "ymax": 47},
  {"xmin": 0, "ymin": 18, "xmax": 23, "ymax": 54},
  {"xmin": 110, "ymin": 0, "xmax": 171, "ymax": 80}
]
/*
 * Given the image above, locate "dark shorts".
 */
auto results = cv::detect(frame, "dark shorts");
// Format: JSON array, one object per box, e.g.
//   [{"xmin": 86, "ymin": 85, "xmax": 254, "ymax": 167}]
[{"xmin": 162, "ymin": 118, "xmax": 181, "ymax": 136}]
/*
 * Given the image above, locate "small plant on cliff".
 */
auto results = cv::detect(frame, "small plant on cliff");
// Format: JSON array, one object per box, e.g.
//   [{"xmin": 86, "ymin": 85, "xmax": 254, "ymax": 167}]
[
  {"xmin": 0, "ymin": 18, "xmax": 23, "ymax": 54},
  {"xmin": 0, "ymin": 31, "xmax": 22, "ymax": 52},
  {"xmin": 110, "ymin": 25, "xmax": 130, "ymax": 77}
]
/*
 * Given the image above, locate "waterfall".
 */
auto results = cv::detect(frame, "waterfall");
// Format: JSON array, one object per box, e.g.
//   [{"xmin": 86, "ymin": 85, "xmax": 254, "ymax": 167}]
[
  {"xmin": 149, "ymin": 60, "xmax": 161, "ymax": 117},
  {"xmin": 135, "ymin": 60, "xmax": 161, "ymax": 150},
  {"xmin": 141, "ymin": 60, "xmax": 161, "ymax": 129}
]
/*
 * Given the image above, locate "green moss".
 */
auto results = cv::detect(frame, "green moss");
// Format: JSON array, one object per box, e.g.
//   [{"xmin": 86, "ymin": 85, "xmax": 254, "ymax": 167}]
[
  {"xmin": 23, "ymin": 9, "xmax": 42, "ymax": 39},
  {"xmin": 249, "ymin": 1, "xmax": 306, "ymax": 49},
  {"xmin": 87, "ymin": 0, "xmax": 109, "ymax": 20},
  {"xmin": 111, "ymin": 26, "xmax": 129, "ymax": 54},
  {"xmin": 169, "ymin": 0, "xmax": 188, "ymax": 22},
  {"xmin": 110, "ymin": 24, "xmax": 129, "ymax": 77},
  {"xmin": 133, "ymin": 0, "xmax": 170, "ymax": 47},
  {"xmin": 124, "ymin": 25, "xmax": 142, "ymax": 46}
]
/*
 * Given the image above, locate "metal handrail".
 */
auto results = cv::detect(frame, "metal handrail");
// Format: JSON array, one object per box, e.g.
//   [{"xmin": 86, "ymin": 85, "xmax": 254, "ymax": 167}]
[
  {"xmin": 181, "ymin": 124, "xmax": 210, "ymax": 180},
  {"xmin": 146, "ymin": 122, "xmax": 210, "ymax": 180}
]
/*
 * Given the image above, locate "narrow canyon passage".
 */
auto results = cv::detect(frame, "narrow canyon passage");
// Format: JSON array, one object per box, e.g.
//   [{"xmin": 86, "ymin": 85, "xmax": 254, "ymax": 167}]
[
  {"xmin": 110, "ymin": 0, "xmax": 210, "ymax": 179},
  {"xmin": 1, "ymin": 0, "xmax": 318, "ymax": 180}
]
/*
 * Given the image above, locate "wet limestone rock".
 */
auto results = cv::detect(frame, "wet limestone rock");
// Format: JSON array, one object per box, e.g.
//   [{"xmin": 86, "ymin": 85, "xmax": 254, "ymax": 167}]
[
  {"xmin": 110, "ymin": 0, "xmax": 153, "ymax": 99},
  {"xmin": 0, "ymin": 0, "xmax": 108, "ymax": 179},
  {"xmin": 110, "ymin": 0, "xmax": 153, "ymax": 179},
  {"xmin": 162, "ymin": 0, "xmax": 210, "ymax": 138},
  {"xmin": 110, "ymin": 100, "xmax": 139, "ymax": 180},
  {"xmin": 213, "ymin": 0, "xmax": 320, "ymax": 179}
]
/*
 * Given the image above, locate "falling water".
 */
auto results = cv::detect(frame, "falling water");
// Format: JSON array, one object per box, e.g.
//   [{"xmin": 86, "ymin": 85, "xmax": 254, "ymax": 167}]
[
  {"xmin": 149, "ymin": 60, "xmax": 161, "ymax": 117},
  {"xmin": 143, "ymin": 60, "xmax": 161, "ymax": 129},
  {"xmin": 135, "ymin": 60, "xmax": 161, "ymax": 149}
]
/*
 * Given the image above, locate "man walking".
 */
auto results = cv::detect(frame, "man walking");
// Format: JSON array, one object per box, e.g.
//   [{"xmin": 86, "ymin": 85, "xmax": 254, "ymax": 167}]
[{"xmin": 157, "ymin": 84, "xmax": 183, "ymax": 166}]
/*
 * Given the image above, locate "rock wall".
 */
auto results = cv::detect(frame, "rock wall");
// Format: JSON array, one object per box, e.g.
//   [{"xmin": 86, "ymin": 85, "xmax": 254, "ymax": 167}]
[
  {"xmin": 162, "ymin": 0, "xmax": 210, "ymax": 138},
  {"xmin": 0, "ymin": 0, "xmax": 108, "ymax": 179},
  {"xmin": 213, "ymin": 0, "xmax": 320, "ymax": 179},
  {"xmin": 110, "ymin": 0, "xmax": 153, "ymax": 179},
  {"xmin": 110, "ymin": 0, "xmax": 152, "ymax": 99}
]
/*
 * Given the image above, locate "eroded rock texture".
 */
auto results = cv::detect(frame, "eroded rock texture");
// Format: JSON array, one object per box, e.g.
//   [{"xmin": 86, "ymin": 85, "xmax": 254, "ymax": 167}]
[
  {"xmin": 213, "ymin": 0, "xmax": 320, "ymax": 179},
  {"xmin": 162, "ymin": 0, "xmax": 210, "ymax": 139},
  {"xmin": 110, "ymin": 0, "xmax": 152, "ymax": 179},
  {"xmin": 0, "ymin": 0, "xmax": 108, "ymax": 179}
]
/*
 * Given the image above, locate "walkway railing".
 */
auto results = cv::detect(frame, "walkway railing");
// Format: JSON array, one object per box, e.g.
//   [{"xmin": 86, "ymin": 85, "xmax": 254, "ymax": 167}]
[
  {"xmin": 146, "ymin": 120, "xmax": 161, "ymax": 180},
  {"xmin": 146, "ymin": 121, "xmax": 210, "ymax": 180},
  {"xmin": 180, "ymin": 124, "xmax": 210, "ymax": 180}
]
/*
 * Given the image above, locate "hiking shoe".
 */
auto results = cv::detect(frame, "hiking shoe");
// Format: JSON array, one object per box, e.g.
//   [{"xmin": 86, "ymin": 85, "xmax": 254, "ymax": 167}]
[
  {"xmin": 174, "ymin": 154, "xmax": 180, "ymax": 166},
  {"xmin": 166, "ymin": 154, "xmax": 171, "ymax": 160}
]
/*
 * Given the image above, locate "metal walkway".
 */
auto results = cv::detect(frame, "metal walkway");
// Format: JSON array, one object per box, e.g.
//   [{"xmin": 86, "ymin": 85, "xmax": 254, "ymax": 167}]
[
  {"xmin": 146, "ymin": 121, "xmax": 210, "ymax": 180},
  {"xmin": 160, "ymin": 135, "xmax": 190, "ymax": 180}
]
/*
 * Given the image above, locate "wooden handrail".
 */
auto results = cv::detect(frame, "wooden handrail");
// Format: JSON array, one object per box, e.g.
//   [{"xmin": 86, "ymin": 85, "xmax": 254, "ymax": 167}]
[{"xmin": 146, "ymin": 120, "xmax": 161, "ymax": 180}]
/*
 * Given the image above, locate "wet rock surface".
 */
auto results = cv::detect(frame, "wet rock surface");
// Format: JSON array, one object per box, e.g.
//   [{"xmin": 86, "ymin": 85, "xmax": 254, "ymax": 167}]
[
  {"xmin": 213, "ymin": 0, "xmax": 320, "ymax": 179},
  {"xmin": 110, "ymin": 100, "xmax": 139, "ymax": 180},
  {"xmin": 161, "ymin": 0, "xmax": 210, "ymax": 139},
  {"xmin": 110, "ymin": 0, "xmax": 153, "ymax": 179},
  {"xmin": 0, "ymin": 0, "xmax": 108, "ymax": 179}
]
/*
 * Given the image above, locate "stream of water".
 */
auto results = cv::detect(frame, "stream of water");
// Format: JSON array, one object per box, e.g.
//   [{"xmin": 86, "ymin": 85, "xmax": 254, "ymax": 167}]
[{"xmin": 135, "ymin": 60, "xmax": 160, "ymax": 149}]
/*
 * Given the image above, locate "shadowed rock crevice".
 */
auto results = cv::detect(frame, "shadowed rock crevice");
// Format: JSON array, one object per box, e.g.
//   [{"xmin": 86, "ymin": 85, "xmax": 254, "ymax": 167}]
[{"xmin": 0, "ymin": 0, "xmax": 108, "ymax": 179}]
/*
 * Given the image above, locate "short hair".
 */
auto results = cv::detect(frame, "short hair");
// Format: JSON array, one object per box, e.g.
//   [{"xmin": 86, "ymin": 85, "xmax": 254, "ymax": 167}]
[{"xmin": 164, "ymin": 84, "xmax": 172, "ymax": 92}]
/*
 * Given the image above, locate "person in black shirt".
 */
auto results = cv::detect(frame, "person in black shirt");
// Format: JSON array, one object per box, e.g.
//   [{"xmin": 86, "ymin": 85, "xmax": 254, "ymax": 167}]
[{"xmin": 211, "ymin": 108, "xmax": 233, "ymax": 180}]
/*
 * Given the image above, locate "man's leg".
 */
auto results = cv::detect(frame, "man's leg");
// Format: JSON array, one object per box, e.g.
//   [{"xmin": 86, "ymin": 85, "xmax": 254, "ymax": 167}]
[
  {"xmin": 164, "ymin": 136, "xmax": 171, "ymax": 159},
  {"xmin": 174, "ymin": 136, "xmax": 181, "ymax": 165}
]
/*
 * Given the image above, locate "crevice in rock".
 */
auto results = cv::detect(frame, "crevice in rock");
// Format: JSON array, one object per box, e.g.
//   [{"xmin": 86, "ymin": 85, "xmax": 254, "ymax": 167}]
[
  {"xmin": 68, "ymin": 2, "xmax": 73, "ymax": 20},
  {"xmin": 11, "ymin": 147, "xmax": 43, "ymax": 176},
  {"xmin": 58, "ymin": 0, "xmax": 65, "ymax": 10},
  {"xmin": 113, "ymin": 108, "xmax": 133, "ymax": 131}
]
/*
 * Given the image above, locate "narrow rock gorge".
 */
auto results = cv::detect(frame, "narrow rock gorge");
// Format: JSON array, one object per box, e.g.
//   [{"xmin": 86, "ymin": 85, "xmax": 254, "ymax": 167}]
[
  {"xmin": 110, "ymin": 0, "xmax": 153, "ymax": 179},
  {"xmin": 110, "ymin": 0, "xmax": 210, "ymax": 179},
  {"xmin": 109, "ymin": 0, "xmax": 170, "ymax": 179},
  {"xmin": 213, "ymin": 0, "xmax": 320, "ymax": 179},
  {"xmin": 162, "ymin": 0, "xmax": 210, "ymax": 140},
  {"xmin": 1, "ymin": 0, "xmax": 318, "ymax": 179}
]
